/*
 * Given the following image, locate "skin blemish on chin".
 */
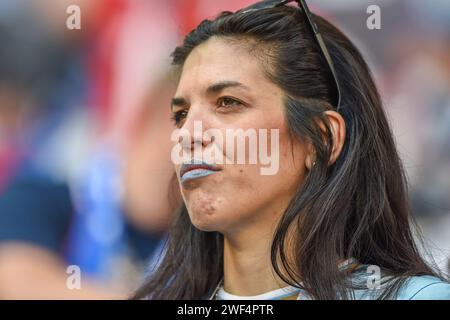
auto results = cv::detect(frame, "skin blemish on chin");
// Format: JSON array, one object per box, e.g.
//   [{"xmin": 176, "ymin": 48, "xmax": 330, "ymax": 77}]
[
  {"xmin": 196, "ymin": 190, "xmax": 216, "ymax": 215},
  {"xmin": 204, "ymin": 203, "xmax": 215, "ymax": 215},
  {"xmin": 198, "ymin": 199, "xmax": 215, "ymax": 216}
]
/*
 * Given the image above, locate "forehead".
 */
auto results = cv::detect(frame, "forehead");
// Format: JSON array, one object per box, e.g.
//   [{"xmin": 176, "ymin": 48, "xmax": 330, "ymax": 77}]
[{"xmin": 176, "ymin": 37, "xmax": 271, "ymax": 95}]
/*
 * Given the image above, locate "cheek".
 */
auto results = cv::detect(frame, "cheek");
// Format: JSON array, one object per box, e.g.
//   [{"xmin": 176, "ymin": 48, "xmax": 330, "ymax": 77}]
[
  {"xmin": 253, "ymin": 128, "xmax": 306, "ymax": 187},
  {"xmin": 223, "ymin": 130, "xmax": 306, "ymax": 220},
  {"xmin": 240, "ymin": 122, "xmax": 307, "ymax": 208},
  {"xmin": 279, "ymin": 130, "xmax": 306, "ymax": 173}
]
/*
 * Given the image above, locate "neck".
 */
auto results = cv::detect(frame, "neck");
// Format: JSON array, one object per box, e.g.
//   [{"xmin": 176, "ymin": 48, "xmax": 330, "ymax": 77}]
[{"xmin": 222, "ymin": 222, "xmax": 289, "ymax": 296}]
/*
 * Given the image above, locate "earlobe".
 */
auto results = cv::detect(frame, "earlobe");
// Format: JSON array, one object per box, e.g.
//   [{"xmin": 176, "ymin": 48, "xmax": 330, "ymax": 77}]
[{"xmin": 305, "ymin": 142, "xmax": 316, "ymax": 170}]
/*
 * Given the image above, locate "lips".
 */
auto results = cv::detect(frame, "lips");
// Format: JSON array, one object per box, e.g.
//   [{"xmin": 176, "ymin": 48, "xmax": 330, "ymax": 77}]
[{"xmin": 180, "ymin": 160, "xmax": 221, "ymax": 185}]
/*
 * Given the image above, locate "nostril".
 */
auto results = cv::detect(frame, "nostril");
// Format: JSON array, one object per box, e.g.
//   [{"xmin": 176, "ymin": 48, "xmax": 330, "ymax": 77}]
[{"xmin": 192, "ymin": 139, "xmax": 203, "ymax": 147}]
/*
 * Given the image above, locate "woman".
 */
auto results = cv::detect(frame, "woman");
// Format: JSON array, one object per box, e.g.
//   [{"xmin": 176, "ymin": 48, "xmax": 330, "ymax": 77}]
[{"xmin": 133, "ymin": 0, "xmax": 450, "ymax": 299}]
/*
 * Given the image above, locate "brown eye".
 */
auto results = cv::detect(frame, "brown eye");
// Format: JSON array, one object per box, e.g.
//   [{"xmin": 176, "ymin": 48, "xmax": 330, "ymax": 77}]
[
  {"xmin": 218, "ymin": 97, "xmax": 242, "ymax": 109},
  {"xmin": 171, "ymin": 110, "xmax": 188, "ymax": 126}
]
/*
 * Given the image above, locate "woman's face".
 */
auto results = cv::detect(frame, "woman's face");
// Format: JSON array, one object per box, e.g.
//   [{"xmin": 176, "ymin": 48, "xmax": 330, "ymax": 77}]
[{"xmin": 172, "ymin": 37, "xmax": 307, "ymax": 236}]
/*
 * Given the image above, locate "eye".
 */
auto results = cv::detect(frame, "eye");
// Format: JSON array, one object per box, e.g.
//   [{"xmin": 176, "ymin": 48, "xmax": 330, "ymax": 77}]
[
  {"xmin": 171, "ymin": 109, "xmax": 188, "ymax": 127},
  {"xmin": 217, "ymin": 97, "xmax": 243, "ymax": 110}
]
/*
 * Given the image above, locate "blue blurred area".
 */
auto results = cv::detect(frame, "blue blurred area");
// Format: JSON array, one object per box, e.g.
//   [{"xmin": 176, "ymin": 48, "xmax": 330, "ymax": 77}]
[{"xmin": 0, "ymin": 0, "xmax": 167, "ymax": 296}]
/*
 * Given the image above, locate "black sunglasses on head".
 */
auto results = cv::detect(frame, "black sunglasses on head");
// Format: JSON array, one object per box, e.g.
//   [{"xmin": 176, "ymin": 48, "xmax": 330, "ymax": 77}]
[{"xmin": 236, "ymin": 0, "xmax": 342, "ymax": 110}]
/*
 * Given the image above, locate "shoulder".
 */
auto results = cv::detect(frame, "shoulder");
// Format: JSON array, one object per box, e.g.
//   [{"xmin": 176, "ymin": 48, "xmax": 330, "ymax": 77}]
[{"xmin": 397, "ymin": 275, "xmax": 450, "ymax": 300}]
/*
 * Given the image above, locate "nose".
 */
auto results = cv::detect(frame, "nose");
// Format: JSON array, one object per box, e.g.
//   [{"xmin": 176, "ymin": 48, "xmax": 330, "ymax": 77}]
[{"xmin": 177, "ymin": 107, "xmax": 214, "ymax": 155}]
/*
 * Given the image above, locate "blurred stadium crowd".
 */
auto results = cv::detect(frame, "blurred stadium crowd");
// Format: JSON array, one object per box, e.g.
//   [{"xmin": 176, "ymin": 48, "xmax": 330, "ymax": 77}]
[{"xmin": 0, "ymin": 0, "xmax": 448, "ymax": 299}]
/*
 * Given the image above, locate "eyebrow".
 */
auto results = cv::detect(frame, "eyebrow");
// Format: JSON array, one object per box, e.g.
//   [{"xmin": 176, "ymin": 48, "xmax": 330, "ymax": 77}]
[
  {"xmin": 205, "ymin": 80, "xmax": 249, "ymax": 95},
  {"xmin": 170, "ymin": 97, "xmax": 188, "ymax": 110},
  {"xmin": 171, "ymin": 80, "xmax": 250, "ymax": 110}
]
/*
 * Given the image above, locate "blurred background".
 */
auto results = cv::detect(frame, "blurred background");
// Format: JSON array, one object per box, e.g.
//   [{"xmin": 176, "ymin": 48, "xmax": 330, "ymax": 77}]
[{"xmin": 0, "ymin": 0, "xmax": 448, "ymax": 299}]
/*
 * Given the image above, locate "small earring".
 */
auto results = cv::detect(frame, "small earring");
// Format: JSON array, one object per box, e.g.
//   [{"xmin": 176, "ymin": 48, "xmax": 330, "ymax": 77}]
[{"xmin": 312, "ymin": 160, "xmax": 316, "ymax": 168}]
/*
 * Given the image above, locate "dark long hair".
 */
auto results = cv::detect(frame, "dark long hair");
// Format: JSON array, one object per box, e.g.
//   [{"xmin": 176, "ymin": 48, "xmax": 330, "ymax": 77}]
[{"xmin": 133, "ymin": 5, "xmax": 442, "ymax": 300}]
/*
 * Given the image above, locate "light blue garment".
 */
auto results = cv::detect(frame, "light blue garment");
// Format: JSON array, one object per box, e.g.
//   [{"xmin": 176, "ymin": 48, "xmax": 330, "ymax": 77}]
[
  {"xmin": 211, "ymin": 260, "xmax": 450, "ymax": 300},
  {"xmin": 397, "ymin": 275, "xmax": 450, "ymax": 300},
  {"xmin": 349, "ymin": 265, "xmax": 450, "ymax": 300}
]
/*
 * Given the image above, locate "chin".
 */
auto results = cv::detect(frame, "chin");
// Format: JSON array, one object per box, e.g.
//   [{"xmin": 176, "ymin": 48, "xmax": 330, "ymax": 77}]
[
  {"xmin": 187, "ymin": 206, "xmax": 229, "ymax": 232},
  {"xmin": 191, "ymin": 222, "xmax": 218, "ymax": 232},
  {"xmin": 187, "ymin": 205, "xmax": 215, "ymax": 227},
  {"xmin": 189, "ymin": 216, "xmax": 221, "ymax": 232}
]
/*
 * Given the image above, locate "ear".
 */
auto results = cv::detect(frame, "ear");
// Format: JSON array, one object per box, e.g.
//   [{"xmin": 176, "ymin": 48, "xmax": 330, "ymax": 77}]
[
  {"xmin": 305, "ymin": 110, "xmax": 346, "ymax": 170},
  {"xmin": 323, "ymin": 110, "xmax": 346, "ymax": 165}
]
